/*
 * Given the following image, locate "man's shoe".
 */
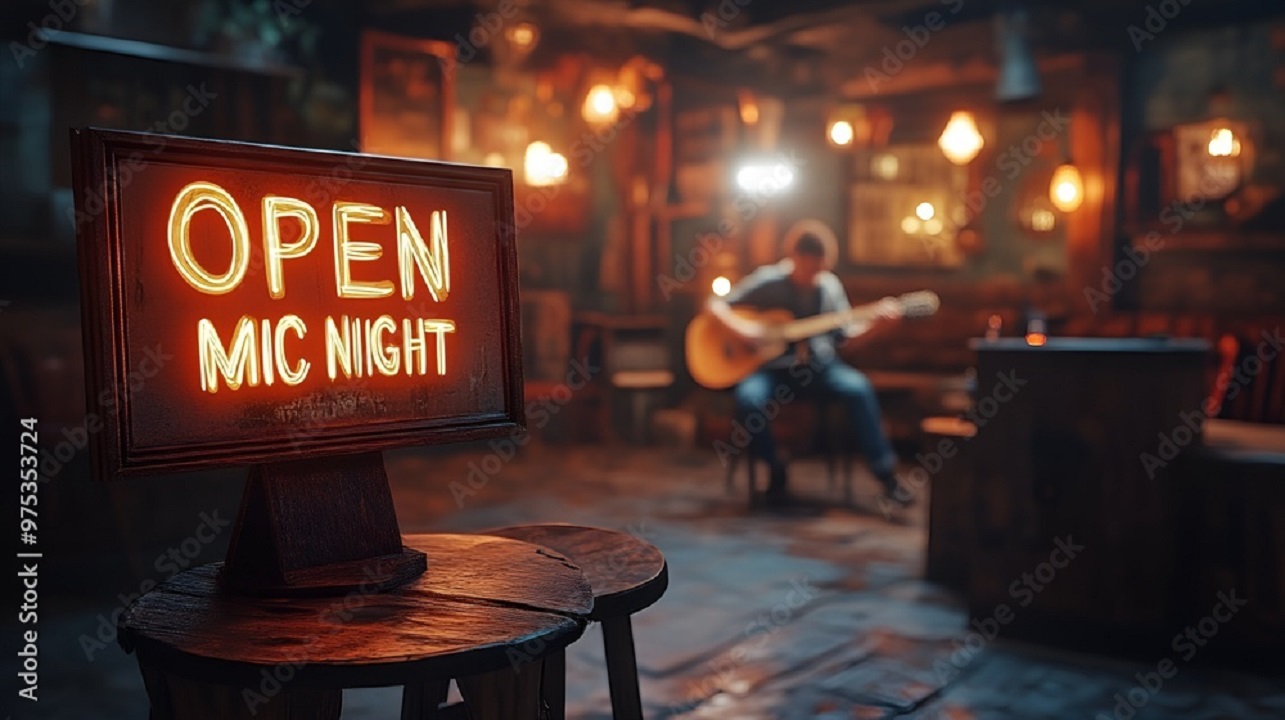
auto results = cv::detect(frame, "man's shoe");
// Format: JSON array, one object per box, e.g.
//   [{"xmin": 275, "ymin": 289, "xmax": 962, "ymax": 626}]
[{"xmin": 764, "ymin": 462, "xmax": 791, "ymax": 506}]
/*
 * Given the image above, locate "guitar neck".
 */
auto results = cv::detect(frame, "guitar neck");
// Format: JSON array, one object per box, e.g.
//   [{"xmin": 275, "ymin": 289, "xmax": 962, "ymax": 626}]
[{"xmin": 780, "ymin": 305, "xmax": 878, "ymax": 343}]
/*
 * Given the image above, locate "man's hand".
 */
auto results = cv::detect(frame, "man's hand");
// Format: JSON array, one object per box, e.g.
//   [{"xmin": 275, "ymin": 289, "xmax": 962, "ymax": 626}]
[
  {"xmin": 730, "ymin": 316, "xmax": 771, "ymax": 349},
  {"xmin": 708, "ymin": 298, "xmax": 769, "ymax": 347},
  {"xmin": 872, "ymin": 296, "xmax": 905, "ymax": 323},
  {"xmin": 842, "ymin": 297, "xmax": 903, "ymax": 347}
]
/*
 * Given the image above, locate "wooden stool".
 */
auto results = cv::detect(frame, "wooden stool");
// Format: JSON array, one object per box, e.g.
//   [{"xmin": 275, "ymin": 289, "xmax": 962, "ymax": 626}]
[
  {"xmin": 487, "ymin": 524, "xmax": 668, "ymax": 720},
  {"xmin": 725, "ymin": 399, "xmax": 855, "ymax": 504},
  {"xmin": 120, "ymin": 534, "xmax": 592, "ymax": 720}
]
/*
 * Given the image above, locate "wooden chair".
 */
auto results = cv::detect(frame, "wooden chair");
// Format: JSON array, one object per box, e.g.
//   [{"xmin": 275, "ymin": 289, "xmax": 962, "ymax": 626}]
[{"xmin": 486, "ymin": 524, "xmax": 668, "ymax": 720}]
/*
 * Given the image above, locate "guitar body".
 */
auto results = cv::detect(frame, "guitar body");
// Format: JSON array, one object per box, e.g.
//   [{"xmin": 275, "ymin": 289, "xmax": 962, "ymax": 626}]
[
  {"xmin": 685, "ymin": 290, "xmax": 940, "ymax": 390},
  {"xmin": 685, "ymin": 308, "xmax": 793, "ymax": 390}
]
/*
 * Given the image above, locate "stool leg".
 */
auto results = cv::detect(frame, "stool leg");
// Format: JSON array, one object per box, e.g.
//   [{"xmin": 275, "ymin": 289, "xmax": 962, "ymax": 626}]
[
  {"xmin": 601, "ymin": 615, "xmax": 644, "ymax": 720},
  {"xmin": 457, "ymin": 660, "xmax": 544, "ymax": 720},
  {"xmin": 141, "ymin": 666, "xmax": 341, "ymax": 720},
  {"xmin": 401, "ymin": 678, "xmax": 450, "ymax": 719},
  {"xmin": 725, "ymin": 448, "xmax": 737, "ymax": 494},
  {"xmin": 542, "ymin": 649, "xmax": 567, "ymax": 720}
]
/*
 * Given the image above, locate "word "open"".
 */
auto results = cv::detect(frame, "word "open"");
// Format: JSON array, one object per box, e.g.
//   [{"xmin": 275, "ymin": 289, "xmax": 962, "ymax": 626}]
[{"xmin": 167, "ymin": 181, "xmax": 450, "ymax": 302}]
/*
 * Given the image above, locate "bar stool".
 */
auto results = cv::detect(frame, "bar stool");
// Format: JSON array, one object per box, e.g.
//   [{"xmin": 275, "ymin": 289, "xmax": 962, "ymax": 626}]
[
  {"xmin": 487, "ymin": 524, "xmax": 668, "ymax": 720},
  {"xmin": 725, "ymin": 398, "xmax": 856, "ymax": 504}
]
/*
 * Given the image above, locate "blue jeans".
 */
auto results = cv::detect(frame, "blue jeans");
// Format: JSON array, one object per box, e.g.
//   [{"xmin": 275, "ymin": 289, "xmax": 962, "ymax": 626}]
[{"xmin": 733, "ymin": 359, "xmax": 897, "ymax": 486}]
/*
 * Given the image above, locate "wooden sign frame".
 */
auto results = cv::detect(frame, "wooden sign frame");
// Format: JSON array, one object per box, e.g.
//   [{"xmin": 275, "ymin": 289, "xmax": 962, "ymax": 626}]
[{"xmin": 71, "ymin": 128, "xmax": 524, "ymax": 482}]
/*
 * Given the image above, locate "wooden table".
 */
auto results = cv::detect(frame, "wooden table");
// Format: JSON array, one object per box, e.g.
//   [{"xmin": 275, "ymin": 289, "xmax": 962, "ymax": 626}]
[
  {"xmin": 965, "ymin": 337, "xmax": 1209, "ymax": 652},
  {"xmin": 119, "ymin": 534, "xmax": 593, "ymax": 719},
  {"xmin": 487, "ymin": 524, "xmax": 668, "ymax": 720}
]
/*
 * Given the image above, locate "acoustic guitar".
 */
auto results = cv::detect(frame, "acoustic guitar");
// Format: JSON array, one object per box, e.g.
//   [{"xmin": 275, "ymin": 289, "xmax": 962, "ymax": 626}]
[{"xmin": 685, "ymin": 290, "xmax": 940, "ymax": 389}]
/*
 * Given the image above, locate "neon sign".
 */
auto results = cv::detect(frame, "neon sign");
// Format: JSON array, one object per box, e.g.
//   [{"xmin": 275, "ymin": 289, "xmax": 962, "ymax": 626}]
[
  {"xmin": 164, "ymin": 181, "xmax": 457, "ymax": 393},
  {"xmin": 72, "ymin": 129, "xmax": 522, "ymax": 478}
]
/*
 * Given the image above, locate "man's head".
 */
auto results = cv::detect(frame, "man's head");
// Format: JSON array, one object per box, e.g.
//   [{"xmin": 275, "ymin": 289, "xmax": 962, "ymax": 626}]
[{"xmin": 786, "ymin": 231, "xmax": 835, "ymax": 286}]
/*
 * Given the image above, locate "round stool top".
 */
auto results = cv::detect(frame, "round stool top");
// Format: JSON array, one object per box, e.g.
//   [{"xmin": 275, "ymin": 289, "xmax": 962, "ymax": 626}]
[
  {"xmin": 486, "ymin": 524, "xmax": 668, "ymax": 621},
  {"xmin": 120, "ymin": 533, "xmax": 592, "ymax": 689}
]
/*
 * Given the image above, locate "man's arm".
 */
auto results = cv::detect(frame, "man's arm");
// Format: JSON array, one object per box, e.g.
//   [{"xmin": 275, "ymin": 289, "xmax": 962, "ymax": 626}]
[
  {"xmin": 842, "ymin": 298, "xmax": 903, "ymax": 346},
  {"xmin": 705, "ymin": 268, "xmax": 772, "ymax": 342},
  {"xmin": 822, "ymin": 276, "xmax": 902, "ymax": 346},
  {"xmin": 706, "ymin": 297, "xmax": 766, "ymax": 342}
]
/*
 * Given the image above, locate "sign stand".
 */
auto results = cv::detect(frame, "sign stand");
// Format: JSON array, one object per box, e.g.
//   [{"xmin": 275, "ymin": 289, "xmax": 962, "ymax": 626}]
[{"xmin": 221, "ymin": 451, "xmax": 426, "ymax": 595}]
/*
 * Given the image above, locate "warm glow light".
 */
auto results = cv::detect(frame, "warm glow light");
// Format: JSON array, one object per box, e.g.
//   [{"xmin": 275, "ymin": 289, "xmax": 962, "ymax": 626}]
[
  {"xmin": 505, "ymin": 22, "xmax": 538, "ymax": 49},
  {"xmin": 900, "ymin": 216, "xmax": 921, "ymax": 235},
  {"xmin": 923, "ymin": 218, "xmax": 943, "ymax": 235},
  {"xmin": 1207, "ymin": 127, "xmax": 1242, "ymax": 158},
  {"xmin": 482, "ymin": 152, "xmax": 506, "ymax": 167},
  {"xmin": 1025, "ymin": 332, "xmax": 1047, "ymax": 347},
  {"xmin": 395, "ymin": 208, "xmax": 450, "ymax": 302},
  {"xmin": 711, "ymin": 276, "xmax": 732, "ymax": 297},
  {"xmin": 938, "ymin": 111, "xmax": 984, "ymax": 165},
  {"xmin": 199, "ymin": 316, "xmax": 259, "ymax": 393},
  {"xmin": 828, "ymin": 120, "xmax": 854, "ymax": 147},
  {"xmin": 262, "ymin": 196, "xmax": 320, "ymax": 300},
  {"xmin": 524, "ymin": 142, "xmax": 569, "ymax": 186},
  {"xmin": 915, "ymin": 202, "xmax": 935, "ymax": 221},
  {"xmin": 582, "ymin": 84, "xmax": 619, "ymax": 124},
  {"xmin": 323, "ymin": 315, "xmax": 455, "ymax": 381},
  {"xmin": 614, "ymin": 86, "xmax": 636, "ymax": 110},
  {"xmin": 872, "ymin": 154, "xmax": 899, "ymax": 180},
  {"xmin": 735, "ymin": 162, "xmax": 795, "ymax": 194},
  {"xmin": 169, "ymin": 181, "xmax": 251, "ymax": 295},
  {"xmin": 1030, "ymin": 208, "xmax": 1056, "ymax": 232},
  {"xmin": 1049, "ymin": 163, "xmax": 1084, "ymax": 212},
  {"xmin": 333, "ymin": 203, "xmax": 394, "ymax": 299},
  {"xmin": 738, "ymin": 90, "xmax": 759, "ymax": 125}
]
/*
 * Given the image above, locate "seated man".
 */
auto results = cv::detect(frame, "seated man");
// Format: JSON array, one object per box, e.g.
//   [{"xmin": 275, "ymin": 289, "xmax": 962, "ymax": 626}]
[{"xmin": 706, "ymin": 231, "xmax": 904, "ymax": 503}]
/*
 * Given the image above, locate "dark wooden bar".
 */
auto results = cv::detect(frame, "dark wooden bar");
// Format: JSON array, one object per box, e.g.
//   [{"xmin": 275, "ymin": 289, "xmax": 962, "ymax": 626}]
[{"xmin": 966, "ymin": 338, "xmax": 1210, "ymax": 652}]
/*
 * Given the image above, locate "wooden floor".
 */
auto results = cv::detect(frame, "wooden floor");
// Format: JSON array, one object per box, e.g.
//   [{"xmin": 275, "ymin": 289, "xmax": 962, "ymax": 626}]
[{"xmin": 31, "ymin": 443, "xmax": 1285, "ymax": 719}]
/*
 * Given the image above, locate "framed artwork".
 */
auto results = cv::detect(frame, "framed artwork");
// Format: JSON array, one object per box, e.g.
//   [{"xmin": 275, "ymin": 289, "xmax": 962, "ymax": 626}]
[
  {"xmin": 848, "ymin": 144, "xmax": 968, "ymax": 267},
  {"xmin": 360, "ymin": 29, "xmax": 456, "ymax": 161}
]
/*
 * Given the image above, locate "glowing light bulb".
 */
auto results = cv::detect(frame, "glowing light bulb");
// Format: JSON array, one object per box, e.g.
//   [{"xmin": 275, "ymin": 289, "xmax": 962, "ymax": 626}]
[
  {"xmin": 1207, "ymin": 127, "xmax": 1241, "ymax": 158},
  {"xmin": 872, "ymin": 154, "xmax": 899, "ymax": 180},
  {"xmin": 938, "ymin": 111, "xmax": 984, "ymax": 165},
  {"xmin": 506, "ymin": 22, "xmax": 538, "ymax": 49},
  {"xmin": 524, "ymin": 142, "xmax": 568, "ymax": 186},
  {"xmin": 582, "ymin": 85, "xmax": 618, "ymax": 124},
  {"xmin": 1030, "ymin": 208, "xmax": 1056, "ymax": 232},
  {"xmin": 828, "ymin": 120, "xmax": 854, "ymax": 147},
  {"xmin": 915, "ymin": 202, "xmax": 935, "ymax": 221},
  {"xmin": 1049, "ymin": 163, "xmax": 1084, "ymax": 212},
  {"xmin": 711, "ymin": 276, "xmax": 732, "ymax": 297}
]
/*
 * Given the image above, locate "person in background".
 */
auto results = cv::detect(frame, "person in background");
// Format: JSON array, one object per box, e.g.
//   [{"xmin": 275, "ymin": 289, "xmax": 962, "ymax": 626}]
[{"xmin": 706, "ymin": 230, "xmax": 904, "ymax": 505}]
